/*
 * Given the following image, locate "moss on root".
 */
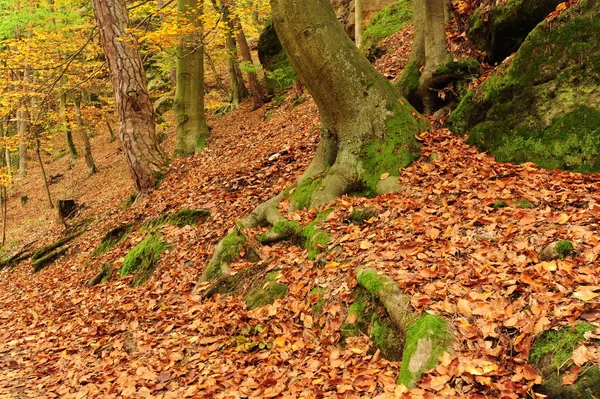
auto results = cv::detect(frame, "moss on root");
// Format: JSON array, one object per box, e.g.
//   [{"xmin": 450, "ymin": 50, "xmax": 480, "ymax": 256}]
[
  {"xmin": 243, "ymin": 280, "xmax": 288, "ymax": 310},
  {"xmin": 356, "ymin": 269, "xmax": 384, "ymax": 294},
  {"xmin": 348, "ymin": 207, "xmax": 377, "ymax": 225},
  {"xmin": 530, "ymin": 323, "xmax": 600, "ymax": 399},
  {"xmin": 119, "ymin": 234, "xmax": 169, "ymax": 286},
  {"xmin": 397, "ymin": 313, "xmax": 453, "ymax": 388},
  {"xmin": 203, "ymin": 230, "xmax": 247, "ymax": 281},
  {"xmin": 92, "ymin": 223, "xmax": 134, "ymax": 257},
  {"xmin": 144, "ymin": 208, "xmax": 211, "ymax": 230},
  {"xmin": 289, "ymin": 176, "xmax": 323, "ymax": 210}
]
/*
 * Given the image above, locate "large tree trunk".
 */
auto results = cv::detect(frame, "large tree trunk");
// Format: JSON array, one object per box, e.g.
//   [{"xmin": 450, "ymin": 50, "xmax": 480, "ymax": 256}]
[
  {"xmin": 195, "ymin": 0, "xmax": 427, "ymax": 285},
  {"xmin": 73, "ymin": 94, "xmax": 98, "ymax": 176},
  {"xmin": 233, "ymin": 17, "xmax": 265, "ymax": 109},
  {"xmin": 271, "ymin": 0, "xmax": 425, "ymax": 206},
  {"xmin": 174, "ymin": 0, "xmax": 210, "ymax": 157},
  {"xmin": 91, "ymin": 0, "xmax": 168, "ymax": 193}
]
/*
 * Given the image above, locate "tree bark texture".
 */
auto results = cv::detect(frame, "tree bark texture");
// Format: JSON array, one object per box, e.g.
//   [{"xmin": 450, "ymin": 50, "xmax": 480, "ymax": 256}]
[
  {"xmin": 234, "ymin": 17, "xmax": 265, "ymax": 109},
  {"xmin": 92, "ymin": 0, "xmax": 168, "ymax": 193},
  {"xmin": 355, "ymin": 0, "xmax": 364, "ymax": 48},
  {"xmin": 271, "ymin": 0, "xmax": 425, "ymax": 207},
  {"xmin": 174, "ymin": 0, "xmax": 210, "ymax": 156},
  {"xmin": 222, "ymin": 5, "xmax": 248, "ymax": 107},
  {"xmin": 73, "ymin": 94, "xmax": 98, "ymax": 176}
]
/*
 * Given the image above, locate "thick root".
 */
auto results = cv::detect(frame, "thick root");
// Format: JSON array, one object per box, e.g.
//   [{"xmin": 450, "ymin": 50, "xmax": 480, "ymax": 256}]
[{"xmin": 356, "ymin": 267, "xmax": 454, "ymax": 389}]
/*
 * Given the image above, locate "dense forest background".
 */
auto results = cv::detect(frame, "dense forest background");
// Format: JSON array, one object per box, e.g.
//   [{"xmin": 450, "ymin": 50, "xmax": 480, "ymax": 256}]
[{"xmin": 0, "ymin": 0, "xmax": 598, "ymax": 397}]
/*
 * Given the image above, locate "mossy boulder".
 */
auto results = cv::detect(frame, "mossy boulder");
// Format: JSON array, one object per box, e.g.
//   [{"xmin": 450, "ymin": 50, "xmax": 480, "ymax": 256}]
[
  {"xmin": 530, "ymin": 323, "xmax": 600, "ymax": 399},
  {"xmin": 449, "ymin": 0, "xmax": 600, "ymax": 173},
  {"xmin": 361, "ymin": 0, "xmax": 413, "ymax": 54},
  {"xmin": 468, "ymin": 0, "xmax": 563, "ymax": 63},
  {"xmin": 257, "ymin": 20, "xmax": 297, "ymax": 94},
  {"xmin": 119, "ymin": 234, "xmax": 169, "ymax": 286},
  {"xmin": 539, "ymin": 240, "xmax": 574, "ymax": 261}
]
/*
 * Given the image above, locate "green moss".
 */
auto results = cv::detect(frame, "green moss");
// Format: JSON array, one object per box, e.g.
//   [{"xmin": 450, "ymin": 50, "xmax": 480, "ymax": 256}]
[
  {"xmin": 32, "ymin": 231, "xmax": 83, "ymax": 262},
  {"xmin": 492, "ymin": 200, "xmax": 507, "ymax": 209},
  {"xmin": 92, "ymin": 224, "xmax": 134, "ymax": 257},
  {"xmin": 372, "ymin": 316, "xmax": 404, "ymax": 361},
  {"xmin": 434, "ymin": 58, "xmax": 481, "ymax": 77},
  {"xmin": 119, "ymin": 234, "xmax": 169, "ymax": 287},
  {"xmin": 265, "ymin": 52, "xmax": 297, "ymax": 93},
  {"xmin": 341, "ymin": 292, "xmax": 371, "ymax": 341},
  {"xmin": 361, "ymin": 106, "xmax": 424, "ymax": 192},
  {"xmin": 288, "ymin": 176, "xmax": 323, "ymax": 210},
  {"xmin": 32, "ymin": 247, "xmax": 69, "ymax": 272},
  {"xmin": 397, "ymin": 313, "xmax": 452, "ymax": 388},
  {"xmin": 310, "ymin": 287, "xmax": 326, "ymax": 316},
  {"xmin": 256, "ymin": 220, "xmax": 301, "ymax": 243},
  {"xmin": 452, "ymin": 0, "xmax": 600, "ymax": 172},
  {"xmin": 361, "ymin": 0, "xmax": 413, "ymax": 50},
  {"xmin": 356, "ymin": 270, "xmax": 384, "ymax": 294},
  {"xmin": 348, "ymin": 207, "xmax": 377, "ymax": 225},
  {"xmin": 205, "ymin": 230, "xmax": 246, "ymax": 281},
  {"xmin": 535, "ymin": 367, "xmax": 600, "ymax": 399},
  {"xmin": 396, "ymin": 61, "xmax": 421, "ymax": 102},
  {"xmin": 302, "ymin": 219, "xmax": 332, "ymax": 261},
  {"xmin": 514, "ymin": 199, "xmax": 533, "ymax": 208},
  {"xmin": 555, "ymin": 240, "xmax": 574, "ymax": 259},
  {"xmin": 243, "ymin": 281, "xmax": 288, "ymax": 310},
  {"xmin": 144, "ymin": 209, "xmax": 210, "ymax": 230},
  {"xmin": 530, "ymin": 323, "xmax": 594, "ymax": 370}
]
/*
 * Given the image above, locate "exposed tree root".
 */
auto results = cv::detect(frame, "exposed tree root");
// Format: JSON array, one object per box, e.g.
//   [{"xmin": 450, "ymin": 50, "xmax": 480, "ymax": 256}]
[{"xmin": 355, "ymin": 267, "xmax": 454, "ymax": 389}]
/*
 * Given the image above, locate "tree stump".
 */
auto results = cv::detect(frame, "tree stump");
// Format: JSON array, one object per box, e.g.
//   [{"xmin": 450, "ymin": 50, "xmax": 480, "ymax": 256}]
[{"xmin": 58, "ymin": 199, "xmax": 77, "ymax": 219}]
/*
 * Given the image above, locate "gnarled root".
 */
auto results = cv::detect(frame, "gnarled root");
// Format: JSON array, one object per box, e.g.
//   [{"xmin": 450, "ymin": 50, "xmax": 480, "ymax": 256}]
[{"xmin": 355, "ymin": 267, "xmax": 454, "ymax": 389}]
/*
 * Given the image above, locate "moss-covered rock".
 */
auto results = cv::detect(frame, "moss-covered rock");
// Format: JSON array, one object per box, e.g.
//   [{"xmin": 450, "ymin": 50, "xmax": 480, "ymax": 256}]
[
  {"xmin": 539, "ymin": 240, "xmax": 574, "ymax": 261},
  {"xmin": 348, "ymin": 207, "xmax": 378, "ymax": 225},
  {"xmin": 119, "ymin": 234, "xmax": 169, "ymax": 286},
  {"xmin": 449, "ymin": 0, "xmax": 600, "ymax": 173},
  {"xmin": 468, "ymin": 0, "xmax": 563, "ymax": 62},
  {"xmin": 361, "ymin": 0, "xmax": 412, "ymax": 53},
  {"xmin": 530, "ymin": 323, "xmax": 600, "ymax": 399},
  {"xmin": 257, "ymin": 20, "xmax": 297, "ymax": 95},
  {"xmin": 397, "ymin": 313, "xmax": 453, "ymax": 388}
]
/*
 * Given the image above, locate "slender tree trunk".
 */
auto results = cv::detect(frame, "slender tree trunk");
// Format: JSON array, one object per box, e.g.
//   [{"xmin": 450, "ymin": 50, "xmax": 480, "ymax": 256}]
[
  {"xmin": 233, "ymin": 17, "xmax": 265, "ymax": 109},
  {"xmin": 355, "ymin": 0, "xmax": 364, "ymax": 48},
  {"xmin": 59, "ymin": 84, "xmax": 77, "ymax": 166},
  {"xmin": 34, "ymin": 135, "xmax": 54, "ymax": 209},
  {"xmin": 418, "ymin": 0, "xmax": 449, "ymax": 113},
  {"xmin": 174, "ymin": 0, "xmax": 210, "ymax": 156},
  {"xmin": 105, "ymin": 116, "xmax": 116, "ymax": 142},
  {"xmin": 409, "ymin": 0, "xmax": 426, "ymax": 66},
  {"xmin": 91, "ymin": 0, "xmax": 168, "ymax": 193},
  {"xmin": 205, "ymin": 51, "xmax": 228, "ymax": 94},
  {"xmin": 222, "ymin": 5, "xmax": 248, "ymax": 107},
  {"xmin": 1, "ymin": 184, "xmax": 6, "ymax": 246},
  {"xmin": 73, "ymin": 94, "xmax": 98, "ymax": 176},
  {"xmin": 17, "ymin": 108, "xmax": 29, "ymax": 181}
]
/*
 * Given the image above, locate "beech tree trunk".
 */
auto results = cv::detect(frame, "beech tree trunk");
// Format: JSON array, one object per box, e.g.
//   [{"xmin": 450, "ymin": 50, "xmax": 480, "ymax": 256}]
[
  {"xmin": 271, "ymin": 0, "xmax": 425, "ymax": 207},
  {"xmin": 174, "ymin": 0, "xmax": 210, "ymax": 156},
  {"xmin": 91, "ymin": 0, "xmax": 168, "ymax": 193},
  {"xmin": 355, "ymin": 0, "xmax": 364, "ymax": 48},
  {"xmin": 234, "ymin": 17, "xmax": 265, "ymax": 109},
  {"xmin": 221, "ymin": 5, "xmax": 248, "ymax": 107},
  {"xmin": 73, "ymin": 94, "xmax": 98, "ymax": 176}
]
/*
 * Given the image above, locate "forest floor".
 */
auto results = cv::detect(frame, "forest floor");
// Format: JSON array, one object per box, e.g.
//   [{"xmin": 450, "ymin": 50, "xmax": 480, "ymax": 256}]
[{"xmin": 0, "ymin": 26, "xmax": 599, "ymax": 399}]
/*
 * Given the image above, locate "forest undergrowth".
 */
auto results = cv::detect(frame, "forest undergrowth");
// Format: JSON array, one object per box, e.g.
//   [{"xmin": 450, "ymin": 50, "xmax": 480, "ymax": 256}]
[{"xmin": 0, "ymin": 27, "xmax": 598, "ymax": 399}]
